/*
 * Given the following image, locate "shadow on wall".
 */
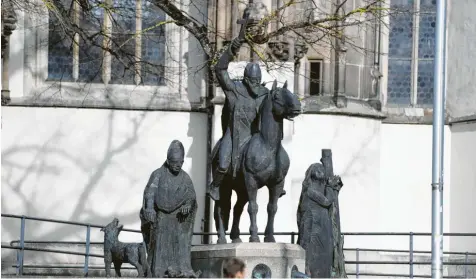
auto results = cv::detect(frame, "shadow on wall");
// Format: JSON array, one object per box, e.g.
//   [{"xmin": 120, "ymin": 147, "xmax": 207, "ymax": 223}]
[
  {"xmin": 1, "ymin": 109, "xmax": 145, "ymax": 243},
  {"xmin": 1, "ymin": 107, "xmax": 207, "ymax": 246}
]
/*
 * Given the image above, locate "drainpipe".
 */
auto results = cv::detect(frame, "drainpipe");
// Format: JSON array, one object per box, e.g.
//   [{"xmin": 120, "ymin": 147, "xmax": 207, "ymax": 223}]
[
  {"xmin": 204, "ymin": 64, "xmax": 214, "ymax": 245},
  {"xmin": 431, "ymin": 0, "xmax": 447, "ymax": 278},
  {"xmin": 202, "ymin": 0, "xmax": 221, "ymax": 244}
]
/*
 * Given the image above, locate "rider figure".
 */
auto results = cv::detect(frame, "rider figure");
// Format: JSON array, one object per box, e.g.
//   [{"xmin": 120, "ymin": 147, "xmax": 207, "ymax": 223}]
[{"xmin": 206, "ymin": 15, "xmax": 286, "ymax": 201}]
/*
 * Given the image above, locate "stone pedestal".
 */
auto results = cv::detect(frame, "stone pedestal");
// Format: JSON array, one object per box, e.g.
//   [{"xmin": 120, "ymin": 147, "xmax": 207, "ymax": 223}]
[{"xmin": 191, "ymin": 243, "xmax": 305, "ymax": 278}]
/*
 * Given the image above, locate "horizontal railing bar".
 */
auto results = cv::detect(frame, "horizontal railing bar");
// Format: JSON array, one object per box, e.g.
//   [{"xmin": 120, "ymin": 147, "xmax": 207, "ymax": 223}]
[
  {"xmin": 14, "ymin": 265, "xmax": 136, "ymax": 270},
  {"xmin": 4, "ymin": 213, "xmax": 476, "ymax": 237},
  {"xmin": 347, "ymin": 272, "xmax": 426, "ymax": 278},
  {"xmin": 1, "ymin": 214, "xmax": 102, "ymax": 228},
  {"xmin": 343, "ymin": 248, "xmax": 476, "ymax": 256},
  {"xmin": 10, "ymin": 241, "xmax": 104, "ymax": 245},
  {"xmin": 1, "ymin": 214, "xmax": 141, "ymax": 233},
  {"xmin": 194, "ymin": 232, "xmax": 297, "ymax": 235},
  {"xmin": 1, "ymin": 245, "xmax": 104, "ymax": 258},
  {"xmin": 346, "ymin": 261, "xmax": 476, "ymax": 265},
  {"xmin": 342, "ymin": 232, "xmax": 476, "ymax": 236},
  {"xmin": 347, "ymin": 273, "xmax": 466, "ymax": 278}
]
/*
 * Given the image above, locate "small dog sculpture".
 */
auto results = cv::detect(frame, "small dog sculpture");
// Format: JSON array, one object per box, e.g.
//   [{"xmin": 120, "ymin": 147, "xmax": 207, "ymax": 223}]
[{"xmin": 101, "ymin": 218, "xmax": 150, "ymax": 277}]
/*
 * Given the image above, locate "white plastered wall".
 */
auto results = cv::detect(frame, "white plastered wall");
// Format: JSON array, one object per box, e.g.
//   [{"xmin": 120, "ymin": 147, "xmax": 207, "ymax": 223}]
[
  {"xmin": 380, "ymin": 124, "xmax": 452, "ymax": 252},
  {"xmin": 449, "ymin": 122, "xmax": 476, "ymax": 253},
  {"xmin": 1, "ymin": 107, "xmax": 208, "ymax": 245}
]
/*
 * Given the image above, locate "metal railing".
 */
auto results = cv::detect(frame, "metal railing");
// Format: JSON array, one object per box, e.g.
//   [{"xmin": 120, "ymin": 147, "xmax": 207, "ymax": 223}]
[{"xmin": 2, "ymin": 213, "xmax": 476, "ymax": 278}]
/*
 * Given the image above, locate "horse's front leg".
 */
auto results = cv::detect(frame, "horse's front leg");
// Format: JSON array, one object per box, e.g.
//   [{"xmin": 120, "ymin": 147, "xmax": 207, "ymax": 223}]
[
  {"xmin": 245, "ymin": 173, "xmax": 260, "ymax": 242},
  {"xmin": 213, "ymin": 202, "xmax": 227, "ymax": 244},
  {"xmin": 264, "ymin": 180, "xmax": 284, "ymax": 243}
]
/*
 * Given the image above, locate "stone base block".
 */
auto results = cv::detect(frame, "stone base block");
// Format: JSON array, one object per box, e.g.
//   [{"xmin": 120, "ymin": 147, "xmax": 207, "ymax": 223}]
[{"xmin": 191, "ymin": 243, "xmax": 305, "ymax": 278}]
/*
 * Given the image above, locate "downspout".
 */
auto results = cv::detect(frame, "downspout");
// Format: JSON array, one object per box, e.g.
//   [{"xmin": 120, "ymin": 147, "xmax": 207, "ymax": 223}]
[
  {"xmin": 203, "ymin": 0, "xmax": 220, "ymax": 245},
  {"xmin": 204, "ymin": 65, "xmax": 214, "ymax": 245},
  {"xmin": 431, "ymin": 0, "xmax": 447, "ymax": 277}
]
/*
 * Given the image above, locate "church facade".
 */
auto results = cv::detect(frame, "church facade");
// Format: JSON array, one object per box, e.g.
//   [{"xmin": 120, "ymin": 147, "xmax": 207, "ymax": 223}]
[{"xmin": 1, "ymin": 0, "xmax": 475, "ymax": 255}]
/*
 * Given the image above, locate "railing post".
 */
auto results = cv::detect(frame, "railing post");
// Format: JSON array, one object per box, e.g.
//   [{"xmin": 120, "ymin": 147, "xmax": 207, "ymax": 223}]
[
  {"xmin": 464, "ymin": 252, "xmax": 468, "ymax": 279},
  {"xmin": 291, "ymin": 232, "xmax": 295, "ymax": 244},
  {"xmin": 84, "ymin": 225, "xmax": 91, "ymax": 277},
  {"xmin": 356, "ymin": 248, "xmax": 360, "ymax": 278},
  {"xmin": 16, "ymin": 216, "xmax": 26, "ymax": 276},
  {"xmin": 409, "ymin": 232, "xmax": 414, "ymax": 279}
]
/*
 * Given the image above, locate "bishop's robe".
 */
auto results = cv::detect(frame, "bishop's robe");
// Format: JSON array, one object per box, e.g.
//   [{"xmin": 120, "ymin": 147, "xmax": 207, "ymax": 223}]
[{"xmin": 141, "ymin": 163, "xmax": 197, "ymax": 278}]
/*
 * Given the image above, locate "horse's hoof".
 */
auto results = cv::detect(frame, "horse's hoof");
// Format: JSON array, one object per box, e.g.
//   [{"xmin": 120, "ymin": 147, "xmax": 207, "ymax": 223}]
[
  {"xmin": 207, "ymin": 187, "xmax": 220, "ymax": 201},
  {"xmin": 217, "ymin": 237, "xmax": 227, "ymax": 244},
  {"xmin": 249, "ymin": 235, "xmax": 260, "ymax": 242},
  {"xmin": 264, "ymin": 236, "xmax": 276, "ymax": 243},
  {"xmin": 279, "ymin": 190, "xmax": 286, "ymax": 198},
  {"xmin": 231, "ymin": 238, "xmax": 242, "ymax": 243}
]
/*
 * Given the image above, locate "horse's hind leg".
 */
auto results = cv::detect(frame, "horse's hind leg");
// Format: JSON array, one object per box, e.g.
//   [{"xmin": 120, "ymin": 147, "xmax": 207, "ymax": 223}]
[
  {"xmin": 213, "ymin": 202, "xmax": 227, "ymax": 244},
  {"xmin": 245, "ymin": 173, "xmax": 260, "ymax": 242},
  {"xmin": 130, "ymin": 260, "xmax": 144, "ymax": 278},
  {"xmin": 264, "ymin": 180, "xmax": 284, "ymax": 243},
  {"xmin": 113, "ymin": 261, "xmax": 122, "ymax": 277},
  {"xmin": 230, "ymin": 191, "xmax": 247, "ymax": 243}
]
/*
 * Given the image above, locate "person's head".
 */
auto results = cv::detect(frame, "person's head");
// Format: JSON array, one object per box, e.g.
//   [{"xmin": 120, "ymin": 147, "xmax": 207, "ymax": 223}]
[
  {"xmin": 222, "ymin": 257, "xmax": 246, "ymax": 278},
  {"xmin": 302, "ymin": 163, "xmax": 326, "ymax": 190},
  {"xmin": 310, "ymin": 163, "xmax": 326, "ymax": 181},
  {"xmin": 243, "ymin": 62, "xmax": 262, "ymax": 97},
  {"xmin": 166, "ymin": 140, "xmax": 185, "ymax": 175}
]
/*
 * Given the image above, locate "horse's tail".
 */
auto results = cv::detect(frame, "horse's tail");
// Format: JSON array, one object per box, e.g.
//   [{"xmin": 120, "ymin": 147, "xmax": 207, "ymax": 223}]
[
  {"xmin": 210, "ymin": 138, "xmax": 222, "ymax": 169},
  {"xmin": 139, "ymin": 242, "xmax": 151, "ymax": 277}
]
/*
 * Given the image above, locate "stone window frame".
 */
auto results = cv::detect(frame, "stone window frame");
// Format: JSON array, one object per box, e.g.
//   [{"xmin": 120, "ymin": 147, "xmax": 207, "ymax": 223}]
[
  {"xmin": 20, "ymin": 0, "xmax": 186, "ymax": 109},
  {"xmin": 306, "ymin": 59, "xmax": 324, "ymax": 96},
  {"xmin": 381, "ymin": 0, "xmax": 437, "ymax": 108},
  {"xmin": 50, "ymin": 0, "xmax": 162, "ymax": 86}
]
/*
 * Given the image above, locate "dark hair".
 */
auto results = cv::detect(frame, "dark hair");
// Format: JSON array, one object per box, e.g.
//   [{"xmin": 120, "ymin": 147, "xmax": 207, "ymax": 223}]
[{"xmin": 222, "ymin": 257, "xmax": 246, "ymax": 278}]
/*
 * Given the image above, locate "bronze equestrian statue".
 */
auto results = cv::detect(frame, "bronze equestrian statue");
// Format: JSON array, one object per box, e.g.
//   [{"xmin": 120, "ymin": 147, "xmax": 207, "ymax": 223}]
[{"xmin": 208, "ymin": 15, "xmax": 301, "ymax": 243}]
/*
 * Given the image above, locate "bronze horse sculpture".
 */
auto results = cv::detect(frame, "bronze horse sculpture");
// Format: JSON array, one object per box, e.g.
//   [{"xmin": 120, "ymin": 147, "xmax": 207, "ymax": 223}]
[{"xmin": 211, "ymin": 80, "xmax": 301, "ymax": 244}]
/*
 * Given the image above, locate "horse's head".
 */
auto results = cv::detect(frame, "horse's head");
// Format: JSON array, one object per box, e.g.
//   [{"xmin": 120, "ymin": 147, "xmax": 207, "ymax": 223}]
[{"xmin": 269, "ymin": 79, "xmax": 301, "ymax": 120}]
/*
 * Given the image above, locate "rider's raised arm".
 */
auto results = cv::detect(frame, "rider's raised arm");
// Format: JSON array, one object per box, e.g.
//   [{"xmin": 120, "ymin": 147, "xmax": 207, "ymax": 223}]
[{"xmin": 215, "ymin": 38, "xmax": 243, "ymax": 93}]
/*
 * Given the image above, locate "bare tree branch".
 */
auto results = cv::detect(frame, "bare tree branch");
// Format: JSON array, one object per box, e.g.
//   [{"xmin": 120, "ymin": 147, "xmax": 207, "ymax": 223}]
[
  {"xmin": 268, "ymin": 0, "xmax": 382, "ymax": 38},
  {"xmin": 3, "ymin": 0, "xmax": 404, "ymax": 98}
]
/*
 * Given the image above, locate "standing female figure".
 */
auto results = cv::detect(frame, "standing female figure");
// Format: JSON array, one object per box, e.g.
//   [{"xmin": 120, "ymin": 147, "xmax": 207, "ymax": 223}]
[{"xmin": 297, "ymin": 163, "xmax": 335, "ymax": 278}]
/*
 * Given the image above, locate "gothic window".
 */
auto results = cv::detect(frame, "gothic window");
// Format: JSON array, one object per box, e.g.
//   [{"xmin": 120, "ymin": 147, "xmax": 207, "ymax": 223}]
[
  {"xmin": 308, "ymin": 60, "xmax": 323, "ymax": 96},
  {"xmin": 47, "ymin": 0, "xmax": 166, "ymax": 85},
  {"xmin": 387, "ymin": 0, "xmax": 436, "ymax": 105}
]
